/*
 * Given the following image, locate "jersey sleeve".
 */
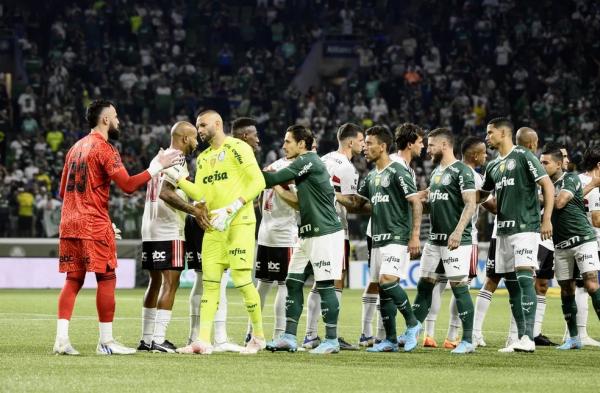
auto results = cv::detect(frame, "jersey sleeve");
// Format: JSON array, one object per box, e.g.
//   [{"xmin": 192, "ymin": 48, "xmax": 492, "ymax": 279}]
[
  {"xmin": 98, "ymin": 143, "xmax": 124, "ymax": 177},
  {"xmin": 263, "ymin": 156, "xmax": 306, "ymax": 188},
  {"xmin": 357, "ymin": 176, "xmax": 370, "ymax": 200},
  {"xmin": 587, "ymin": 187, "xmax": 600, "ymax": 212},
  {"xmin": 399, "ymin": 169, "xmax": 417, "ymax": 198},
  {"xmin": 523, "ymin": 150, "xmax": 548, "ymax": 182},
  {"xmin": 481, "ymin": 164, "xmax": 495, "ymax": 192},
  {"xmin": 339, "ymin": 165, "xmax": 359, "ymax": 195},
  {"xmin": 459, "ymin": 166, "xmax": 476, "ymax": 193},
  {"xmin": 561, "ymin": 174, "xmax": 581, "ymax": 197},
  {"xmin": 178, "ymin": 158, "xmax": 206, "ymax": 201}
]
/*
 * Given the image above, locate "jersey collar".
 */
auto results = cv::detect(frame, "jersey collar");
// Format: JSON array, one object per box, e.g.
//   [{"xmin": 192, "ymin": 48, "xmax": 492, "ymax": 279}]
[{"xmin": 498, "ymin": 146, "xmax": 516, "ymax": 160}]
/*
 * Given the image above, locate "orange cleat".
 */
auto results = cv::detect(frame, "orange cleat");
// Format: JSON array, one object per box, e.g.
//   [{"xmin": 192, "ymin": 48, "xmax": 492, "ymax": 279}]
[
  {"xmin": 423, "ymin": 336, "xmax": 438, "ymax": 348},
  {"xmin": 443, "ymin": 338, "xmax": 459, "ymax": 349}
]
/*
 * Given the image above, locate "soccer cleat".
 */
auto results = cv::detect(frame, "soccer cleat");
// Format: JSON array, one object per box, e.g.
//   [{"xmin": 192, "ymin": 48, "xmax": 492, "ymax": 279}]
[
  {"xmin": 240, "ymin": 336, "xmax": 266, "ymax": 355},
  {"xmin": 176, "ymin": 340, "xmax": 213, "ymax": 355},
  {"xmin": 423, "ymin": 336, "xmax": 438, "ymax": 348},
  {"xmin": 338, "ymin": 337, "xmax": 359, "ymax": 351},
  {"xmin": 403, "ymin": 321, "xmax": 422, "ymax": 352},
  {"xmin": 534, "ymin": 334, "xmax": 557, "ymax": 346},
  {"xmin": 137, "ymin": 340, "xmax": 152, "ymax": 352},
  {"xmin": 53, "ymin": 338, "xmax": 80, "ymax": 355},
  {"xmin": 266, "ymin": 333, "xmax": 298, "ymax": 352},
  {"xmin": 396, "ymin": 334, "xmax": 406, "ymax": 347},
  {"xmin": 151, "ymin": 340, "xmax": 177, "ymax": 353},
  {"xmin": 451, "ymin": 341, "xmax": 475, "ymax": 354},
  {"xmin": 309, "ymin": 338, "xmax": 340, "ymax": 354},
  {"xmin": 96, "ymin": 340, "xmax": 136, "ymax": 355},
  {"xmin": 472, "ymin": 334, "xmax": 487, "ymax": 347},
  {"xmin": 366, "ymin": 339, "xmax": 399, "ymax": 353},
  {"xmin": 557, "ymin": 337, "xmax": 582, "ymax": 350},
  {"xmin": 443, "ymin": 338, "xmax": 459, "ymax": 349},
  {"xmin": 513, "ymin": 335, "xmax": 535, "ymax": 353},
  {"xmin": 213, "ymin": 340, "xmax": 244, "ymax": 353},
  {"xmin": 581, "ymin": 336, "xmax": 600, "ymax": 347},
  {"xmin": 244, "ymin": 333, "xmax": 252, "ymax": 345},
  {"xmin": 358, "ymin": 334, "xmax": 374, "ymax": 347},
  {"xmin": 302, "ymin": 335, "xmax": 321, "ymax": 349}
]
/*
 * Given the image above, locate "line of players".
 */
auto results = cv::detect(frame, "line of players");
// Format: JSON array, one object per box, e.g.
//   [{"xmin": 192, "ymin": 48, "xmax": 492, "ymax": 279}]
[{"xmin": 53, "ymin": 100, "xmax": 600, "ymax": 355}]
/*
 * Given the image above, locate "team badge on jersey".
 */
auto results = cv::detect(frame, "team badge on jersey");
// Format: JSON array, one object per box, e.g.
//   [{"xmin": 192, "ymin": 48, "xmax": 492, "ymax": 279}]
[
  {"xmin": 433, "ymin": 174, "xmax": 442, "ymax": 184},
  {"xmin": 380, "ymin": 173, "xmax": 390, "ymax": 187},
  {"xmin": 218, "ymin": 151, "xmax": 226, "ymax": 161},
  {"xmin": 210, "ymin": 157, "xmax": 216, "ymax": 167},
  {"xmin": 442, "ymin": 174, "xmax": 452, "ymax": 185},
  {"xmin": 499, "ymin": 162, "xmax": 506, "ymax": 172},
  {"xmin": 506, "ymin": 159, "xmax": 516, "ymax": 170}
]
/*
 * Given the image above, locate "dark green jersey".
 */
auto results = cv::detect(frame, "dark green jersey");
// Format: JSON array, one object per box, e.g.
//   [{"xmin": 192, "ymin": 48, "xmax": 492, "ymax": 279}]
[
  {"xmin": 358, "ymin": 161, "xmax": 417, "ymax": 248},
  {"xmin": 552, "ymin": 172, "xmax": 597, "ymax": 249},
  {"xmin": 482, "ymin": 146, "xmax": 547, "ymax": 236},
  {"xmin": 428, "ymin": 161, "xmax": 476, "ymax": 246},
  {"xmin": 263, "ymin": 152, "xmax": 342, "ymax": 238}
]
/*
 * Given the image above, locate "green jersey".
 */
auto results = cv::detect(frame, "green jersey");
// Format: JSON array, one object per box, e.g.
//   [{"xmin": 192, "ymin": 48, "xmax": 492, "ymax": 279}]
[
  {"xmin": 263, "ymin": 152, "xmax": 342, "ymax": 238},
  {"xmin": 428, "ymin": 161, "xmax": 476, "ymax": 246},
  {"xmin": 482, "ymin": 146, "xmax": 547, "ymax": 236},
  {"xmin": 358, "ymin": 161, "xmax": 417, "ymax": 248},
  {"xmin": 552, "ymin": 172, "xmax": 597, "ymax": 249}
]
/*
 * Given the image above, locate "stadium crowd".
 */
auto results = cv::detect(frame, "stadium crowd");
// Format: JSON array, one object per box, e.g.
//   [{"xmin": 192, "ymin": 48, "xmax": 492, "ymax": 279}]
[{"xmin": 1, "ymin": 0, "xmax": 599, "ymax": 238}]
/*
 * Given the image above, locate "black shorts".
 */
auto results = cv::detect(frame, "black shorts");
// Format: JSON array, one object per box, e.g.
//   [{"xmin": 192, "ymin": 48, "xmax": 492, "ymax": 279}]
[
  {"xmin": 536, "ymin": 244, "xmax": 554, "ymax": 280},
  {"xmin": 255, "ymin": 245, "xmax": 292, "ymax": 282},
  {"xmin": 142, "ymin": 240, "xmax": 185, "ymax": 270},
  {"xmin": 184, "ymin": 215, "xmax": 204, "ymax": 271},
  {"xmin": 485, "ymin": 238, "xmax": 502, "ymax": 278}
]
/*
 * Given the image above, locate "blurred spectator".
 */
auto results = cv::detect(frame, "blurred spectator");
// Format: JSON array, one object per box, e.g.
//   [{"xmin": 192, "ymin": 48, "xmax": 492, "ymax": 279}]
[{"xmin": 16, "ymin": 187, "xmax": 34, "ymax": 237}]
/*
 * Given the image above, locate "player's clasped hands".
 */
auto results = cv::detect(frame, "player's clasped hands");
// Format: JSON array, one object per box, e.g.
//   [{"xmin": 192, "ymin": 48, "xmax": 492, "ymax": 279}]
[{"xmin": 192, "ymin": 202, "xmax": 211, "ymax": 231}]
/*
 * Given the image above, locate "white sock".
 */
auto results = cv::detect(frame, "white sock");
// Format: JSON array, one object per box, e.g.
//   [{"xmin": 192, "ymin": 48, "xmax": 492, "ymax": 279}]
[
  {"xmin": 57, "ymin": 319, "xmax": 69, "ymax": 340},
  {"xmin": 274, "ymin": 281, "xmax": 287, "ymax": 339},
  {"xmin": 248, "ymin": 279, "xmax": 273, "ymax": 336},
  {"xmin": 425, "ymin": 280, "xmax": 446, "ymax": 337},
  {"xmin": 214, "ymin": 270, "xmax": 229, "ymax": 344},
  {"xmin": 141, "ymin": 307, "xmax": 157, "ymax": 344},
  {"xmin": 188, "ymin": 271, "xmax": 202, "ymax": 342},
  {"xmin": 473, "ymin": 289, "xmax": 493, "ymax": 335},
  {"xmin": 361, "ymin": 292, "xmax": 378, "ymax": 337},
  {"xmin": 533, "ymin": 295, "xmax": 546, "ymax": 337},
  {"xmin": 153, "ymin": 309, "xmax": 172, "ymax": 344},
  {"xmin": 99, "ymin": 322, "xmax": 113, "ymax": 343},
  {"xmin": 375, "ymin": 299, "xmax": 385, "ymax": 340},
  {"xmin": 508, "ymin": 311, "xmax": 518, "ymax": 341},
  {"xmin": 447, "ymin": 295, "xmax": 461, "ymax": 340},
  {"xmin": 305, "ymin": 288, "xmax": 321, "ymax": 338},
  {"xmin": 576, "ymin": 286, "xmax": 589, "ymax": 338}
]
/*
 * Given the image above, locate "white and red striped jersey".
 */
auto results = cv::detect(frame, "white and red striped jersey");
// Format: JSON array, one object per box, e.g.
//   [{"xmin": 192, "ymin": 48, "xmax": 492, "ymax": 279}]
[{"xmin": 579, "ymin": 173, "xmax": 600, "ymax": 246}]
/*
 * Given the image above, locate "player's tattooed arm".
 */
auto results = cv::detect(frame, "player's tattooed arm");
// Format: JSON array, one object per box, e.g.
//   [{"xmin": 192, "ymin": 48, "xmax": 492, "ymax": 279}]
[
  {"xmin": 538, "ymin": 176, "xmax": 554, "ymax": 240},
  {"xmin": 476, "ymin": 189, "xmax": 492, "ymax": 203},
  {"xmin": 554, "ymin": 190, "xmax": 574, "ymax": 210},
  {"xmin": 160, "ymin": 182, "xmax": 210, "ymax": 229},
  {"xmin": 273, "ymin": 185, "xmax": 300, "ymax": 210},
  {"xmin": 407, "ymin": 194, "xmax": 422, "ymax": 257},
  {"xmin": 448, "ymin": 191, "xmax": 477, "ymax": 250},
  {"xmin": 336, "ymin": 193, "xmax": 371, "ymax": 214},
  {"xmin": 417, "ymin": 188, "xmax": 430, "ymax": 213}
]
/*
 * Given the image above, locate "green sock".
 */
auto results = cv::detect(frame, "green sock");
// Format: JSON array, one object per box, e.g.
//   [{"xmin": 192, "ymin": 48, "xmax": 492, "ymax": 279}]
[
  {"xmin": 316, "ymin": 280, "xmax": 339, "ymax": 340},
  {"xmin": 589, "ymin": 288, "xmax": 600, "ymax": 319},
  {"xmin": 451, "ymin": 284, "xmax": 474, "ymax": 343},
  {"xmin": 504, "ymin": 272, "xmax": 525, "ymax": 338},
  {"xmin": 284, "ymin": 273, "xmax": 306, "ymax": 336},
  {"xmin": 378, "ymin": 290, "xmax": 398, "ymax": 342},
  {"xmin": 561, "ymin": 294, "xmax": 578, "ymax": 338},
  {"xmin": 381, "ymin": 281, "xmax": 418, "ymax": 328},
  {"xmin": 412, "ymin": 279, "xmax": 435, "ymax": 323},
  {"xmin": 516, "ymin": 270, "xmax": 536, "ymax": 339}
]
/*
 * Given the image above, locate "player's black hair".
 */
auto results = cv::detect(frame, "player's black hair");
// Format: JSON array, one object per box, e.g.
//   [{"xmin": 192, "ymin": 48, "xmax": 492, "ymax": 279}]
[
  {"xmin": 287, "ymin": 124, "xmax": 314, "ymax": 149},
  {"xmin": 428, "ymin": 127, "xmax": 454, "ymax": 146},
  {"xmin": 231, "ymin": 117, "xmax": 257, "ymax": 138},
  {"xmin": 582, "ymin": 146, "xmax": 600, "ymax": 172},
  {"xmin": 461, "ymin": 136, "xmax": 484, "ymax": 156},
  {"xmin": 86, "ymin": 99, "xmax": 114, "ymax": 129},
  {"xmin": 487, "ymin": 117, "xmax": 514, "ymax": 132},
  {"xmin": 395, "ymin": 122, "xmax": 425, "ymax": 150},
  {"xmin": 541, "ymin": 143, "xmax": 564, "ymax": 162},
  {"xmin": 366, "ymin": 125, "xmax": 393, "ymax": 151},
  {"xmin": 337, "ymin": 123, "xmax": 363, "ymax": 142}
]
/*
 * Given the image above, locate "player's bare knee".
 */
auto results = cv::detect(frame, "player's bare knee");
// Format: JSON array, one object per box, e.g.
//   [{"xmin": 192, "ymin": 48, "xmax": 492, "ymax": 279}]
[
  {"xmin": 365, "ymin": 282, "xmax": 379, "ymax": 294},
  {"xmin": 378, "ymin": 274, "xmax": 398, "ymax": 285},
  {"xmin": 535, "ymin": 278, "xmax": 549, "ymax": 295},
  {"xmin": 334, "ymin": 279, "xmax": 344, "ymax": 290},
  {"xmin": 583, "ymin": 272, "xmax": 599, "ymax": 294},
  {"xmin": 483, "ymin": 276, "xmax": 500, "ymax": 292},
  {"xmin": 558, "ymin": 280, "xmax": 575, "ymax": 296}
]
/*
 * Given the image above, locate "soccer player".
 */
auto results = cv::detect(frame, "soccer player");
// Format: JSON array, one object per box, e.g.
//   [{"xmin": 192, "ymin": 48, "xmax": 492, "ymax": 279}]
[
  {"xmin": 478, "ymin": 117, "xmax": 554, "ymax": 353},
  {"xmin": 408, "ymin": 128, "xmax": 477, "ymax": 354},
  {"xmin": 422, "ymin": 136, "xmax": 493, "ymax": 349},
  {"xmin": 338, "ymin": 126, "xmax": 423, "ymax": 352},
  {"xmin": 303, "ymin": 123, "xmax": 363, "ymax": 351},
  {"xmin": 262, "ymin": 125, "xmax": 345, "ymax": 354},
  {"xmin": 360, "ymin": 122, "xmax": 425, "ymax": 347},
  {"xmin": 164, "ymin": 110, "xmax": 266, "ymax": 355},
  {"xmin": 539, "ymin": 145, "xmax": 600, "ymax": 350},
  {"xmin": 54, "ymin": 99, "xmax": 182, "ymax": 355},
  {"xmin": 138, "ymin": 121, "xmax": 203, "ymax": 353}
]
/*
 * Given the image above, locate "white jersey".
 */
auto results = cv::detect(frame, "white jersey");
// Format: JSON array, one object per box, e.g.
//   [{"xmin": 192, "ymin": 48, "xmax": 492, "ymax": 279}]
[
  {"xmin": 469, "ymin": 166, "xmax": 483, "ymax": 245},
  {"xmin": 579, "ymin": 173, "xmax": 600, "ymax": 247},
  {"xmin": 321, "ymin": 151, "xmax": 359, "ymax": 240},
  {"xmin": 257, "ymin": 157, "xmax": 299, "ymax": 247},
  {"xmin": 141, "ymin": 153, "xmax": 188, "ymax": 242}
]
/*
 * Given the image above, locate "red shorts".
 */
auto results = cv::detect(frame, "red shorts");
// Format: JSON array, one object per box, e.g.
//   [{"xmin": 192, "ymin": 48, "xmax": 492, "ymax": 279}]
[
  {"xmin": 468, "ymin": 244, "xmax": 479, "ymax": 278},
  {"xmin": 59, "ymin": 238, "xmax": 117, "ymax": 273}
]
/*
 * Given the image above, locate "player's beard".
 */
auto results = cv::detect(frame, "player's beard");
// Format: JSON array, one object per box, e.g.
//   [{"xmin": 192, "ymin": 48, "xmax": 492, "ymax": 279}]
[
  {"xmin": 108, "ymin": 124, "xmax": 120, "ymax": 140},
  {"xmin": 432, "ymin": 151, "xmax": 442, "ymax": 165}
]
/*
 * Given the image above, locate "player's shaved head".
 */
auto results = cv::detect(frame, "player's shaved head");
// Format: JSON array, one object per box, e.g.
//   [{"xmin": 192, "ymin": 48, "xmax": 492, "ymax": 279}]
[
  {"xmin": 196, "ymin": 109, "xmax": 223, "ymax": 144},
  {"xmin": 516, "ymin": 127, "xmax": 538, "ymax": 152},
  {"xmin": 171, "ymin": 121, "xmax": 198, "ymax": 155},
  {"xmin": 171, "ymin": 121, "xmax": 196, "ymax": 137}
]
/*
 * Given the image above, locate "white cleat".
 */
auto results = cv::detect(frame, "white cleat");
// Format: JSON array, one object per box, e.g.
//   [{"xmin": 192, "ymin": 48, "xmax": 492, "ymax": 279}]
[
  {"xmin": 240, "ymin": 336, "xmax": 266, "ymax": 355},
  {"xmin": 512, "ymin": 336, "xmax": 535, "ymax": 353},
  {"xmin": 581, "ymin": 336, "xmax": 600, "ymax": 347},
  {"xmin": 53, "ymin": 338, "xmax": 80, "ymax": 355},
  {"xmin": 472, "ymin": 334, "xmax": 487, "ymax": 348},
  {"xmin": 213, "ymin": 341, "xmax": 244, "ymax": 353},
  {"xmin": 176, "ymin": 340, "xmax": 213, "ymax": 355},
  {"xmin": 498, "ymin": 336, "xmax": 519, "ymax": 353},
  {"xmin": 96, "ymin": 340, "xmax": 136, "ymax": 355}
]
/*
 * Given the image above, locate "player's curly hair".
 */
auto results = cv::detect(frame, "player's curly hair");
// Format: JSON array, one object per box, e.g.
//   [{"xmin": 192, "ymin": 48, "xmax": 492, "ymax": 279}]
[
  {"xmin": 582, "ymin": 146, "xmax": 600, "ymax": 172},
  {"xmin": 86, "ymin": 99, "xmax": 115, "ymax": 129},
  {"xmin": 395, "ymin": 122, "xmax": 424, "ymax": 150}
]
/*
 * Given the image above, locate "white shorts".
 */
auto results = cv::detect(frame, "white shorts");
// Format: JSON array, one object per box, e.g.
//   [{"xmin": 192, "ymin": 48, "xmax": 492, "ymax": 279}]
[
  {"xmin": 495, "ymin": 232, "xmax": 539, "ymax": 274},
  {"xmin": 369, "ymin": 244, "xmax": 410, "ymax": 282},
  {"xmin": 420, "ymin": 243, "xmax": 472, "ymax": 280},
  {"xmin": 554, "ymin": 241, "xmax": 600, "ymax": 281},
  {"xmin": 288, "ymin": 230, "xmax": 344, "ymax": 282}
]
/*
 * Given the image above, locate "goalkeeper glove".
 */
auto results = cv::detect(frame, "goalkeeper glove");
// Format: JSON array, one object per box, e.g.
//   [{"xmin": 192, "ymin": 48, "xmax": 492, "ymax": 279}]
[
  {"xmin": 112, "ymin": 223, "xmax": 122, "ymax": 240},
  {"xmin": 210, "ymin": 199, "xmax": 244, "ymax": 232},
  {"xmin": 147, "ymin": 148, "xmax": 185, "ymax": 177}
]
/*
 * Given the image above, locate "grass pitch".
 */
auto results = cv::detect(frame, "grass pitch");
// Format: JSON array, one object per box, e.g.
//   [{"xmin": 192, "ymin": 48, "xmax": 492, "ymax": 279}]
[{"xmin": 1, "ymin": 287, "xmax": 600, "ymax": 393}]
